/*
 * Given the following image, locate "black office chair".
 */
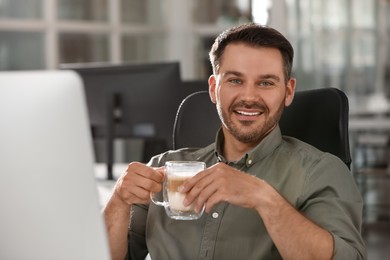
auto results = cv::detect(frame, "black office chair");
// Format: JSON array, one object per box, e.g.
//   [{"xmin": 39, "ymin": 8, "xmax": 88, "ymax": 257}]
[{"xmin": 172, "ymin": 88, "xmax": 352, "ymax": 169}]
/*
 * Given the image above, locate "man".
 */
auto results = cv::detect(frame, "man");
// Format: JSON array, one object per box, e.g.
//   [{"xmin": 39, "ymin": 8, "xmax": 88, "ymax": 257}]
[{"xmin": 103, "ymin": 23, "xmax": 366, "ymax": 260}]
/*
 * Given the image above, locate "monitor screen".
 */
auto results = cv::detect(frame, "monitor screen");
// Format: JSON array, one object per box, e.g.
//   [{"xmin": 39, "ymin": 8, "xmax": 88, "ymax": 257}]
[{"xmin": 61, "ymin": 62, "xmax": 182, "ymax": 148}]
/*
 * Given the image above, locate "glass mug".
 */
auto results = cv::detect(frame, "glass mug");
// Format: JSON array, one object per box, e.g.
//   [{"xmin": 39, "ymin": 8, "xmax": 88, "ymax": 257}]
[{"xmin": 150, "ymin": 161, "xmax": 206, "ymax": 220}]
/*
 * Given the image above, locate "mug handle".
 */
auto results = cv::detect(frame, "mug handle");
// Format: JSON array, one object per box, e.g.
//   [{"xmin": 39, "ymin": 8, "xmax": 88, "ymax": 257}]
[
  {"xmin": 150, "ymin": 168, "xmax": 168, "ymax": 207},
  {"xmin": 150, "ymin": 190, "xmax": 168, "ymax": 207}
]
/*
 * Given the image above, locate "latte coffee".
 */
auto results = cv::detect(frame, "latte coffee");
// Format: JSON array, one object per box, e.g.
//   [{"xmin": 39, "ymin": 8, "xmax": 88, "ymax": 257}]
[
  {"xmin": 150, "ymin": 161, "xmax": 205, "ymax": 220},
  {"xmin": 167, "ymin": 175, "xmax": 194, "ymax": 212}
]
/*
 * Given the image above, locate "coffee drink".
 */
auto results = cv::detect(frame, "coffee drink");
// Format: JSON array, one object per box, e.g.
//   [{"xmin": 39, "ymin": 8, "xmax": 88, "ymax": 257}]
[
  {"xmin": 167, "ymin": 175, "xmax": 194, "ymax": 212},
  {"xmin": 150, "ymin": 161, "xmax": 205, "ymax": 220}
]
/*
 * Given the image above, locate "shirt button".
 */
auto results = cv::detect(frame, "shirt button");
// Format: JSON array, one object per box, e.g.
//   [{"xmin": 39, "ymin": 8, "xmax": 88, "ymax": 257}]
[
  {"xmin": 212, "ymin": 212, "xmax": 219, "ymax": 219},
  {"xmin": 247, "ymin": 159, "xmax": 253, "ymax": 165}
]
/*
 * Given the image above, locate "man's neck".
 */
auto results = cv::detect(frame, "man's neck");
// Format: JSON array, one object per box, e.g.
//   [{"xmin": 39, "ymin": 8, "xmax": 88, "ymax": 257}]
[{"xmin": 222, "ymin": 133, "xmax": 258, "ymax": 162}]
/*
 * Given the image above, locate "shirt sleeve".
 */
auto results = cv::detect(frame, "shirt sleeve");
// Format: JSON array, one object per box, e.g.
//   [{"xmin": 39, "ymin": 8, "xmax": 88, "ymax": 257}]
[
  {"xmin": 127, "ymin": 204, "xmax": 149, "ymax": 260},
  {"xmin": 298, "ymin": 153, "xmax": 366, "ymax": 260},
  {"xmin": 126, "ymin": 155, "xmax": 166, "ymax": 260}
]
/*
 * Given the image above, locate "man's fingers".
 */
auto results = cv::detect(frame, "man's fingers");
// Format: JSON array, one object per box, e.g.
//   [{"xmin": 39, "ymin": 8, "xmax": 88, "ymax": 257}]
[
  {"xmin": 115, "ymin": 162, "xmax": 164, "ymax": 205},
  {"xmin": 183, "ymin": 171, "xmax": 217, "ymax": 207},
  {"xmin": 129, "ymin": 162, "xmax": 164, "ymax": 183},
  {"xmin": 179, "ymin": 168, "xmax": 209, "ymax": 193}
]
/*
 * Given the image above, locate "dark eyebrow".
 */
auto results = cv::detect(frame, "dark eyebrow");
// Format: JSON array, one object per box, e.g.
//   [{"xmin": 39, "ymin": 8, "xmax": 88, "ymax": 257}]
[
  {"xmin": 222, "ymin": 71, "xmax": 243, "ymax": 78},
  {"xmin": 222, "ymin": 71, "xmax": 282, "ymax": 83},
  {"xmin": 259, "ymin": 74, "xmax": 281, "ymax": 82}
]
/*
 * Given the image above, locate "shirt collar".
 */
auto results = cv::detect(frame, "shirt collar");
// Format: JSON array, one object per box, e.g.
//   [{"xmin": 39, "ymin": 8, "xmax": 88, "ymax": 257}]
[{"xmin": 214, "ymin": 125, "xmax": 283, "ymax": 167}]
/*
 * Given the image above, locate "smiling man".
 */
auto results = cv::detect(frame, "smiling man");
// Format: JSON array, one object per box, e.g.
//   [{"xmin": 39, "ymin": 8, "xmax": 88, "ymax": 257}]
[
  {"xmin": 103, "ymin": 23, "xmax": 366, "ymax": 260},
  {"xmin": 209, "ymin": 43, "xmax": 294, "ymax": 160}
]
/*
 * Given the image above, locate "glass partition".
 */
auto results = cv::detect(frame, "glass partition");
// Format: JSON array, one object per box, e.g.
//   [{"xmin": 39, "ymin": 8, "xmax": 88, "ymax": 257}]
[
  {"xmin": 0, "ymin": 0, "xmax": 42, "ymax": 19},
  {"xmin": 284, "ymin": 0, "xmax": 388, "ymax": 102},
  {"xmin": 122, "ymin": 34, "xmax": 167, "ymax": 62},
  {"xmin": 58, "ymin": 33, "xmax": 109, "ymax": 64},
  {"xmin": 193, "ymin": 0, "xmax": 251, "ymax": 25},
  {"xmin": 121, "ymin": 0, "xmax": 164, "ymax": 25},
  {"xmin": 0, "ymin": 31, "xmax": 45, "ymax": 70},
  {"xmin": 57, "ymin": 0, "xmax": 108, "ymax": 21}
]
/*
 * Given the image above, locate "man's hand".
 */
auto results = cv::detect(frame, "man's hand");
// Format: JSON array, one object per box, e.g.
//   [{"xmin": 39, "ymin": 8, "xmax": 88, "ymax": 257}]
[
  {"xmin": 179, "ymin": 162, "xmax": 264, "ymax": 213},
  {"xmin": 113, "ymin": 162, "xmax": 164, "ymax": 206},
  {"xmin": 178, "ymin": 162, "xmax": 334, "ymax": 259},
  {"xmin": 103, "ymin": 162, "xmax": 164, "ymax": 260}
]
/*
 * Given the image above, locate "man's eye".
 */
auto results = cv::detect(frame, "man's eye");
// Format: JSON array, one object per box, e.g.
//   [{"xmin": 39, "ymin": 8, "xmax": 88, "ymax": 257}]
[
  {"xmin": 229, "ymin": 79, "xmax": 242, "ymax": 84},
  {"xmin": 259, "ymin": 81, "xmax": 273, "ymax": 87}
]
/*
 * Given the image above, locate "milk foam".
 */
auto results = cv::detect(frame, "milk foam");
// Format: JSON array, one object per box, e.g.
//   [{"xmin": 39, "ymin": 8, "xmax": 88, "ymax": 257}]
[{"xmin": 167, "ymin": 191, "xmax": 194, "ymax": 211}]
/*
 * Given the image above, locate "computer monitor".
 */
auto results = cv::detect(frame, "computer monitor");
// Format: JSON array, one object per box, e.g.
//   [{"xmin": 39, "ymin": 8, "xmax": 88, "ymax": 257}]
[
  {"xmin": 0, "ymin": 70, "xmax": 110, "ymax": 260},
  {"xmin": 61, "ymin": 62, "xmax": 182, "ymax": 179}
]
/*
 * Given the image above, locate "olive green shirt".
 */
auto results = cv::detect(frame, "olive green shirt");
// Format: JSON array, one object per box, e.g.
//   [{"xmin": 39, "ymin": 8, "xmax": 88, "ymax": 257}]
[{"xmin": 127, "ymin": 126, "xmax": 366, "ymax": 260}]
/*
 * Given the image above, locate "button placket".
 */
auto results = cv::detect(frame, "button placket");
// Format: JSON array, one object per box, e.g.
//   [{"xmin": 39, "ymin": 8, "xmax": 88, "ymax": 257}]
[{"xmin": 198, "ymin": 203, "xmax": 226, "ymax": 260}]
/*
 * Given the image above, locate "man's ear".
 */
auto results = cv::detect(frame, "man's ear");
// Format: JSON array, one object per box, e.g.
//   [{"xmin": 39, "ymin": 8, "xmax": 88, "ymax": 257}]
[
  {"xmin": 208, "ymin": 75, "xmax": 217, "ymax": 104},
  {"xmin": 285, "ymin": 78, "xmax": 296, "ymax": 107}
]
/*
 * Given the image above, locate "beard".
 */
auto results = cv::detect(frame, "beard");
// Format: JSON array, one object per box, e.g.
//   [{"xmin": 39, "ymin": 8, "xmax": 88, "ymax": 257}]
[{"xmin": 217, "ymin": 99, "xmax": 285, "ymax": 144}]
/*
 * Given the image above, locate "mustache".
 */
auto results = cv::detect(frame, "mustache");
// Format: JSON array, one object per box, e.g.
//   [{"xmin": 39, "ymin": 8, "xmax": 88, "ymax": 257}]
[{"xmin": 230, "ymin": 100, "xmax": 267, "ymax": 111}]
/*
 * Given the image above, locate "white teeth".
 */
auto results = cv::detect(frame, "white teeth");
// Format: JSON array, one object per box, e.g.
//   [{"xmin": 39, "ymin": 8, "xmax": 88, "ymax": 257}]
[{"xmin": 237, "ymin": 110, "xmax": 260, "ymax": 116}]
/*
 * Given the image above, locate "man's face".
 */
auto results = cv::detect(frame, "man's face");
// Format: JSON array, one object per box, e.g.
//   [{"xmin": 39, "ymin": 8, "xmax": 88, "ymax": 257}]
[{"xmin": 209, "ymin": 43, "xmax": 295, "ymax": 145}]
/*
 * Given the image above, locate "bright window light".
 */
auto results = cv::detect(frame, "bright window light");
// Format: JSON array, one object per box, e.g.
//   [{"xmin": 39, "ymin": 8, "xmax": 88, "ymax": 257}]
[{"xmin": 252, "ymin": 0, "xmax": 272, "ymax": 25}]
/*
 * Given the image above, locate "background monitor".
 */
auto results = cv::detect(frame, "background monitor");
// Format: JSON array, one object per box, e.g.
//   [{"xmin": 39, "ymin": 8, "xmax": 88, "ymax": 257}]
[
  {"xmin": 62, "ymin": 61, "xmax": 182, "ymax": 140},
  {"xmin": 61, "ymin": 62, "xmax": 182, "ymax": 179}
]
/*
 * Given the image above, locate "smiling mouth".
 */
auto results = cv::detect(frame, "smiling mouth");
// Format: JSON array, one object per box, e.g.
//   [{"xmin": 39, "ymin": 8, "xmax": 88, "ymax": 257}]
[{"xmin": 236, "ymin": 110, "xmax": 262, "ymax": 116}]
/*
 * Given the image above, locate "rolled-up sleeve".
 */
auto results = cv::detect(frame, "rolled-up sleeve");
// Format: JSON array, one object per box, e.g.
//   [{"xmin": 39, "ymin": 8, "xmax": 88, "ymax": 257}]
[{"xmin": 298, "ymin": 154, "xmax": 366, "ymax": 259}]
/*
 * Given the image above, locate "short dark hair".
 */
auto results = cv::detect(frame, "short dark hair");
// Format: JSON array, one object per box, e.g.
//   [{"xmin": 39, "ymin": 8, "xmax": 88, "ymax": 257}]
[{"xmin": 209, "ymin": 23, "xmax": 294, "ymax": 82}]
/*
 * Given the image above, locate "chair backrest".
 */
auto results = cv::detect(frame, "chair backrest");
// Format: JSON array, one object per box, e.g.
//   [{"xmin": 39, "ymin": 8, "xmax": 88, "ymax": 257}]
[
  {"xmin": 172, "ymin": 88, "xmax": 352, "ymax": 168},
  {"xmin": 173, "ymin": 91, "xmax": 221, "ymax": 150}
]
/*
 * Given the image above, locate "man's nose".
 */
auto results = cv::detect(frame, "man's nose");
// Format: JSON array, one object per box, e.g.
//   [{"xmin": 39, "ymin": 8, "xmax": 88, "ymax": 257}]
[{"xmin": 240, "ymin": 83, "xmax": 259, "ymax": 101}]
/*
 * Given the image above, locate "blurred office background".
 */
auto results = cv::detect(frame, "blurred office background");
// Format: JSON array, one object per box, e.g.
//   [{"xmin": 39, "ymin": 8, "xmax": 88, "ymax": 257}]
[
  {"xmin": 1, "ymin": 0, "xmax": 389, "ymax": 258},
  {"xmin": 1, "ymin": 0, "xmax": 389, "ymax": 95}
]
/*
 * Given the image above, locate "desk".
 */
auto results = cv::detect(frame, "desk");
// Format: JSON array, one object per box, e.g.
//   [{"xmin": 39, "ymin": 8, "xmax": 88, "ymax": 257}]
[
  {"xmin": 349, "ymin": 117, "xmax": 390, "ymax": 165},
  {"xmin": 349, "ymin": 117, "xmax": 390, "ymax": 132},
  {"xmin": 349, "ymin": 116, "xmax": 390, "ymax": 223}
]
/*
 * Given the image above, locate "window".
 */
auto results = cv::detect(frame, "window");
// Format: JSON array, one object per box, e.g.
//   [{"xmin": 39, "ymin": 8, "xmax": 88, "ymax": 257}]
[
  {"xmin": 0, "ymin": 0, "xmax": 42, "ymax": 19},
  {"xmin": 282, "ymin": 0, "xmax": 389, "ymax": 103},
  {"xmin": 58, "ymin": 33, "xmax": 109, "ymax": 64},
  {"xmin": 0, "ymin": 31, "xmax": 45, "ymax": 70},
  {"xmin": 0, "ymin": 0, "xmax": 251, "ymax": 79},
  {"xmin": 0, "ymin": 0, "xmax": 168, "ymax": 71}
]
